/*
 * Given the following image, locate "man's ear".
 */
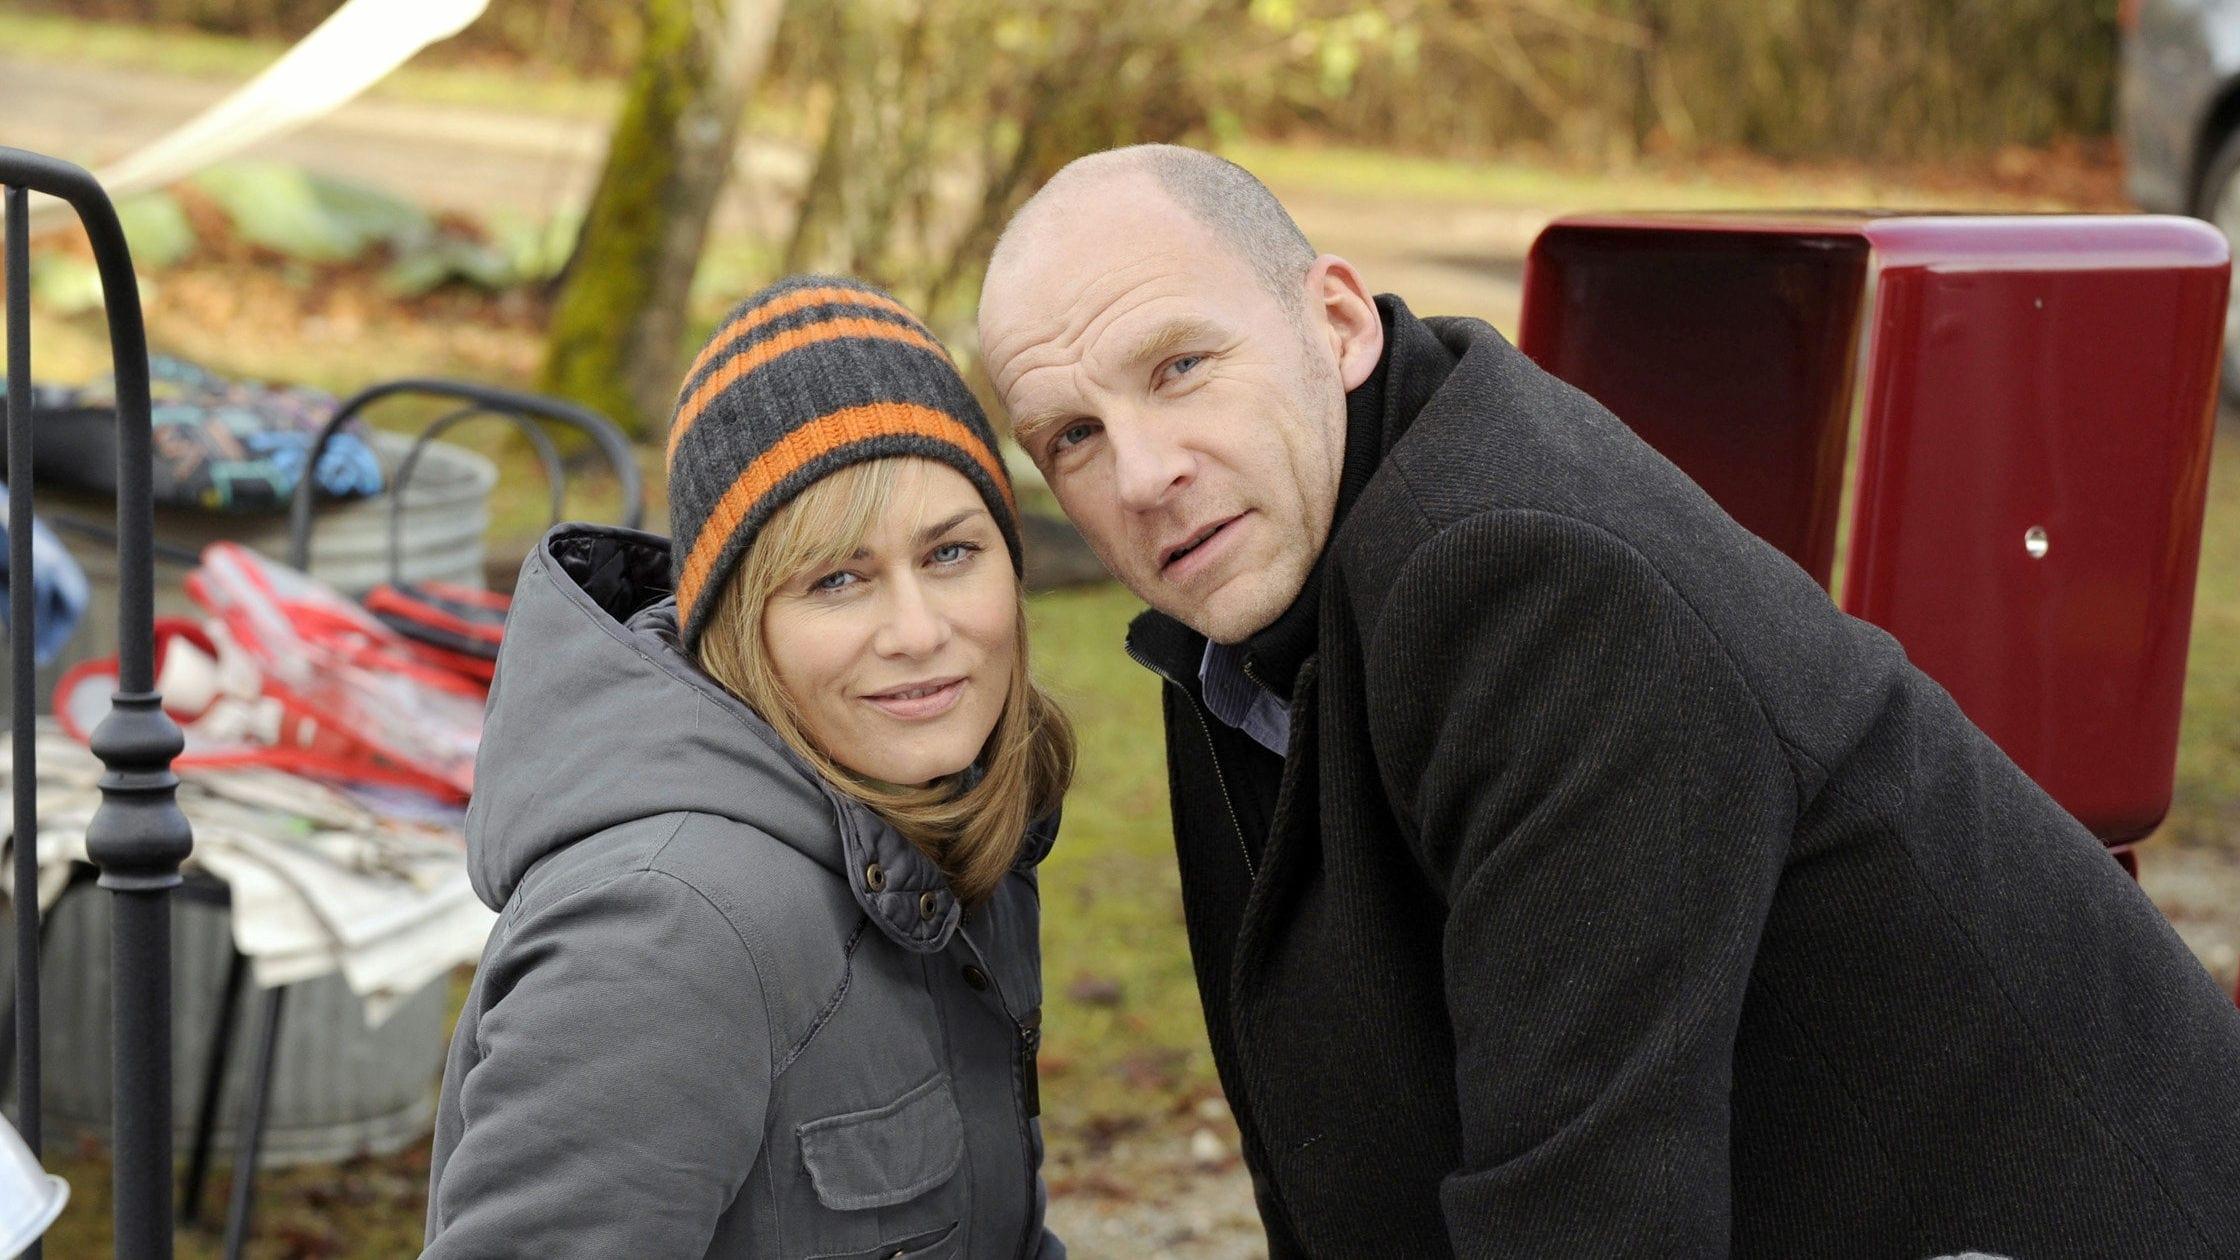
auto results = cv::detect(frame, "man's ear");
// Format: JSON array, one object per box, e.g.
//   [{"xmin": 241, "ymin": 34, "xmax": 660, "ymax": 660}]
[{"xmin": 1307, "ymin": 255, "xmax": 1384, "ymax": 391}]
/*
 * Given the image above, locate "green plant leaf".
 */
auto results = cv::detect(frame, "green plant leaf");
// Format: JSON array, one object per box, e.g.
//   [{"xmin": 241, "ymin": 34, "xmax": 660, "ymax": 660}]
[
  {"xmin": 116, "ymin": 191, "xmax": 195, "ymax": 269},
  {"xmin": 306, "ymin": 171, "xmax": 434, "ymax": 252},
  {"xmin": 29, "ymin": 254, "xmax": 110, "ymax": 316},
  {"xmin": 492, "ymin": 210, "xmax": 580, "ymax": 283},
  {"xmin": 192, "ymin": 161, "xmax": 363, "ymax": 262},
  {"xmin": 383, "ymin": 236, "xmax": 518, "ymax": 297}
]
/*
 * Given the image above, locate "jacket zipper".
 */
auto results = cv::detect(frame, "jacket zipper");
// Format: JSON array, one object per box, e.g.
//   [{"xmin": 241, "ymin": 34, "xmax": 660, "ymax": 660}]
[
  {"xmin": 1125, "ymin": 640, "xmax": 1258, "ymax": 881},
  {"xmin": 958, "ymin": 931, "xmax": 1045, "ymax": 1260},
  {"xmin": 1238, "ymin": 656, "xmax": 1272, "ymax": 696},
  {"xmin": 1017, "ymin": 1006, "xmax": 1043, "ymax": 1119}
]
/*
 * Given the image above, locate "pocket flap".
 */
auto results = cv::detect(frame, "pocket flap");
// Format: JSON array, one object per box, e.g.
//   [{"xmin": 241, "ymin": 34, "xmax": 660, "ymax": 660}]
[
  {"xmin": 798, "ymin": 1075, "xmax": 966, "ymax": 1211},
  {"xmin": 809, "ymin": 1221, "xmax": 962, "ymax": 1260}
]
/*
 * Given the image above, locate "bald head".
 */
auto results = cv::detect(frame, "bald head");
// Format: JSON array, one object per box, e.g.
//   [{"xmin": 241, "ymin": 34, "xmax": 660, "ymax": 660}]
[
  {"xmin": 990, "ymin": 145, "xmax": 1318, "ymax": 318},
  {"xmin": 973, "ymin": 143, "xmax": 1386, "ymax": 644}
]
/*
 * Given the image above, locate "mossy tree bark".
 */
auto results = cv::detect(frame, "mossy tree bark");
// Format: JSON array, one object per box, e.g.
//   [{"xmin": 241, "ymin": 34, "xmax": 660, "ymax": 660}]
[{"xmin": 539, "ymin": 0, "xmax": 784, "ymax": 441}]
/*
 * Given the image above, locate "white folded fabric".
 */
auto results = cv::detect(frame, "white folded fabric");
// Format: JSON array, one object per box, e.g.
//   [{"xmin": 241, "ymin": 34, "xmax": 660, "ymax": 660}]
[{"xmin": 0, "ymin": 720, "xmax": 492, "ymax": 1025}]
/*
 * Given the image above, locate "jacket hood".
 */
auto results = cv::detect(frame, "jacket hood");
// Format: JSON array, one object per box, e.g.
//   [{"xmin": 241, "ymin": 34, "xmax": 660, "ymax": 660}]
[{"xmin": 466, "ymin": 523, "xmax": 1047, "ymax": 952}]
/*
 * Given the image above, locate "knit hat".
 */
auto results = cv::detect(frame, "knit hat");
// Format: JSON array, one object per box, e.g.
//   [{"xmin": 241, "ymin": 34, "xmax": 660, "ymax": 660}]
[{"xmin": 664, "ymin": 275, "xmax": 1021, "ymax": 650}]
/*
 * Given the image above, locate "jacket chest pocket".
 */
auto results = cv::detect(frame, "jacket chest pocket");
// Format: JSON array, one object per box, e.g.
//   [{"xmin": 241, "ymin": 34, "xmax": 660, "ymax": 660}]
[{"xmin": 797, "ymin": 1073, "xmax": 966, "ymax": 1214}]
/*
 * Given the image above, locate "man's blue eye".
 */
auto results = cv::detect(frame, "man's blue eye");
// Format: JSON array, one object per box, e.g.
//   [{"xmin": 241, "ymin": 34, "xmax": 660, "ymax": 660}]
[
  {"xmin": 1053, "ymin": 422, "xmax": 1097, "ymax": 452},
  {"xmin": 1167, "ymin": 355, "xmax": 1204, "ymax": 378}
]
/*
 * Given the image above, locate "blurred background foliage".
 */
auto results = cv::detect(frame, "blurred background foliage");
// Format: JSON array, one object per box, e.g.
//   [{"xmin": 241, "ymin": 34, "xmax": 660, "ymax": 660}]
[
  {"xmin": 15, "ymin": 0, "xmax": 2127, "ymax": 437},
  {"xmin": 16, "ymin": 0, "xmax": 2122, "ymax": 162}
]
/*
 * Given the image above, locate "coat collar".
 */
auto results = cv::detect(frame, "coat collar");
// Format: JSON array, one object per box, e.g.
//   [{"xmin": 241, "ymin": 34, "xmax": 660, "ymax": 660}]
[{"xmin": 1123, "ymin": 293, "xmax": 1461, "ymax": 697}]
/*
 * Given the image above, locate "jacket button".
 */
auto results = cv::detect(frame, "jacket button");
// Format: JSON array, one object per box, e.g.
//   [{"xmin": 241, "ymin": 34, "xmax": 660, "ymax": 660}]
[
  {"xmin": 864, "ymin": 862, "xmax": 887, "ymax": 892},
  {"xmin": 918, "ymin": 890, "xmax": 940, "ymax": 920},
  {"xmin": 961, "ymin": 965, "xmax": 990, "ymax": 991}
]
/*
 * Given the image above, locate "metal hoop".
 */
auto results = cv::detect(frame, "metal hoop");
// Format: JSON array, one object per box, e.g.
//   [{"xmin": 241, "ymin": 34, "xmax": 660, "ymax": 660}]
[
  {"xmin": 287, "ymin": 377, "xmax": 643, "ymax": 577},
  {"xmin": 384, "ymin": 404, "xmax": 565, "ymax": 590}
]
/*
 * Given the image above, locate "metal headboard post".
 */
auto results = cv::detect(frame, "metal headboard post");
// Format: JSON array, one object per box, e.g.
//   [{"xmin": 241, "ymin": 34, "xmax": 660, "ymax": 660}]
[
  {"xmin": 3, "ymin": 146, "xmax": 192, "ymax": 1260},
  {"xmin": 8, "ymin": 184, "xmax": 40, "ymax": 1204}
]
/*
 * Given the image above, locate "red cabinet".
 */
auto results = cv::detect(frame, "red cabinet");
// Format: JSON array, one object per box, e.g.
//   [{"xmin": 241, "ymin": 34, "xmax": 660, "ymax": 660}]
[{"xmin": 1520, "ymin": 213, "xmax": 2228, "ymax": 845}]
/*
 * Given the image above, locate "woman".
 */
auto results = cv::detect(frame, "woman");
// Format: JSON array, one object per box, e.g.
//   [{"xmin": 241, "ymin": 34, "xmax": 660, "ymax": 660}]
[{"xmin": 422, "ymin": 276, "xmax": 1075, "ymax": 1259}]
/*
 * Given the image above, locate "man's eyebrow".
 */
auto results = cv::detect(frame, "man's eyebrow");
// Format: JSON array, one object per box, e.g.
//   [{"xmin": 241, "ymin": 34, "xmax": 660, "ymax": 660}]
[
  {"xmin": 1011, "ymin": 405, "xmax": 1076, "ymax": 447},
  {"xmin": 1119, "ymin": 317, "xmax": 1223, "ymax": 368},
  {"xmin": 913, "ymin": 509, "xmax": 984, "ymax": 547}
]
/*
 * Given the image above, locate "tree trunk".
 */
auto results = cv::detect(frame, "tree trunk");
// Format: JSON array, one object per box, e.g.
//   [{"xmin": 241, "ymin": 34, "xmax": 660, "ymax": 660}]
[{"xmin": 539, "ymin": 0, "xmax": 785, "ymax": 441}]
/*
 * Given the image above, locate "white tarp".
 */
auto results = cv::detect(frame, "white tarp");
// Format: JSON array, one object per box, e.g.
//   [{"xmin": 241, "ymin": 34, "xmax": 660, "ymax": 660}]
[{"xmin": 33, "ymin": 0, "xmax": 489, "ymax": 221}]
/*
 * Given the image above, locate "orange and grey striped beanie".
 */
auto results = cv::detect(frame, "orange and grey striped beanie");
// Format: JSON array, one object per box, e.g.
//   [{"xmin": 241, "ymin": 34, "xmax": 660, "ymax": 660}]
[{"xmin": 664, "ymin": 275, "xmax": 1020, "ymax": 650}]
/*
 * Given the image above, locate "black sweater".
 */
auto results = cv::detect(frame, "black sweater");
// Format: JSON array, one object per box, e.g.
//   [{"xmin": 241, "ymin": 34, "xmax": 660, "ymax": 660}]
[{"xmin": 1126, "ymin": 297, "xmax": 2240, "ymax": 1259}]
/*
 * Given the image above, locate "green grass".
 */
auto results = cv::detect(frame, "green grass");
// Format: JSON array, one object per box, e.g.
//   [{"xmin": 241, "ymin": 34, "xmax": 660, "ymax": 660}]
[
  {"xmin": 45, "ymin": 1149, "xmax": 434, "ymax": 1259},
  {"xmin": 5, "ymin": 9, "xmax": 2070, "ymax": 220},
  {"xmin": 2167, "ymin": 429, "xmax": 2240, "ymax": 848},
  {"xmin": 1, "ymin": 10, "xmax": 298, "ymax": 83},
  {"xmin": 1028, "ymin": 585, "xmax": 1217, "ymax": 1125}
]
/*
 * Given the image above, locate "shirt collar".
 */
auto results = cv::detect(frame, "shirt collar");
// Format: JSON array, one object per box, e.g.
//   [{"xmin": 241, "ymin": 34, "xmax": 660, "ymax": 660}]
[{"xmin": 1198, "ymin": 639, "xmax": 1292, "ymax": 756}]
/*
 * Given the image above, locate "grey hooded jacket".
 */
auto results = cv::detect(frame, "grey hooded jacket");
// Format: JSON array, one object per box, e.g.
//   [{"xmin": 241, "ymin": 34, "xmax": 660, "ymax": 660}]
[{"xmin": 423, "ymin": 524, "xmax": 1062, "ymax": 1260}]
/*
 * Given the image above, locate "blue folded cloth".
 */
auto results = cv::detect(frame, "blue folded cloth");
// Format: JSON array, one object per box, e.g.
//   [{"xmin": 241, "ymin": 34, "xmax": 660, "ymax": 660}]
[
  {"xmin": 13, "ymin": 357, "xmax": 388, "ymax": 514},
  {"xmin": 0, "ymin": 479, "xmax": 91, "ymax": 666}
]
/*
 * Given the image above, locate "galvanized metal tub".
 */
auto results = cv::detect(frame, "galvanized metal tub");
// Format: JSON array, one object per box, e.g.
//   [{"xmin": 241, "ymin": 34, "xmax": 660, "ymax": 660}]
[{"xmin": 17, "ymin": 891, "xmax": 451, "ymax": 1165}]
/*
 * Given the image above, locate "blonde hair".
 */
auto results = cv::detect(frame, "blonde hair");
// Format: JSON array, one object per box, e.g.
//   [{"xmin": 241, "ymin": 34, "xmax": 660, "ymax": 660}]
[{"xmin": 693, "ymin": 457, "xmax": 1075, "ymax": 905}]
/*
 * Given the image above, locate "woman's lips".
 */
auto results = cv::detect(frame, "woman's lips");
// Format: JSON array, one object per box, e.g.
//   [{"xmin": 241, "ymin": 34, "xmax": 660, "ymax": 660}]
[{"xmin": 863, "ymin": 677, "xmax": 966, "ymax": 720}]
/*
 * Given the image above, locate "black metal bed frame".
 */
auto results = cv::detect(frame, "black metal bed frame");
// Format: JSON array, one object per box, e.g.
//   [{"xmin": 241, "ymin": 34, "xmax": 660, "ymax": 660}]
[{"xmin": 6, "ymin": 144, "xmax": 194, "ymax": 1259}]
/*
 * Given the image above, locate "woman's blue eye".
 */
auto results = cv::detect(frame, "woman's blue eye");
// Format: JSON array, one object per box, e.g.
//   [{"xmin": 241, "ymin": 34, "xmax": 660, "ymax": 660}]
[
  {"xmin": 932, "ymin": 541, "xmax": 980, "ymax": 565},
  {"xmin": 812, "ymin": 570, "xmax": 858, "ymax": 592}
]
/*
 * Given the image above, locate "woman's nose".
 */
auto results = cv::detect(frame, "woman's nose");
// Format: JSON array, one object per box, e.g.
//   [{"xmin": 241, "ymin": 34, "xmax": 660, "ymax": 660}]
[{"xmin": 873, "ymin": 575, "xmax": 952, "ymax": 659}]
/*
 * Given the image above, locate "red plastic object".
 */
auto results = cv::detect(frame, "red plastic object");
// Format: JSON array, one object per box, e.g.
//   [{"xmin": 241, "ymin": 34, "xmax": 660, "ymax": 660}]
[{"xmin": 1521, "ymin": 213, "xmax": 2229, "ymax": 845}]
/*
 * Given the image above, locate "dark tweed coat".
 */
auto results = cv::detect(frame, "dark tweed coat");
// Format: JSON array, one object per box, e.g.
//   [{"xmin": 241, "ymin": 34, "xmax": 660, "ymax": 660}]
[{"xmin": 1127, "ymin": 297, "xmax": 2240, "ymax": 1259}]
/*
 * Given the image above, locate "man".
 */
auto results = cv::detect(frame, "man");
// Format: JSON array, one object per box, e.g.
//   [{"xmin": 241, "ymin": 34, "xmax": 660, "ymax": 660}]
[{"xmin": 976, "ymin": 144, "xmax": 2240, "ymax": 1259}]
